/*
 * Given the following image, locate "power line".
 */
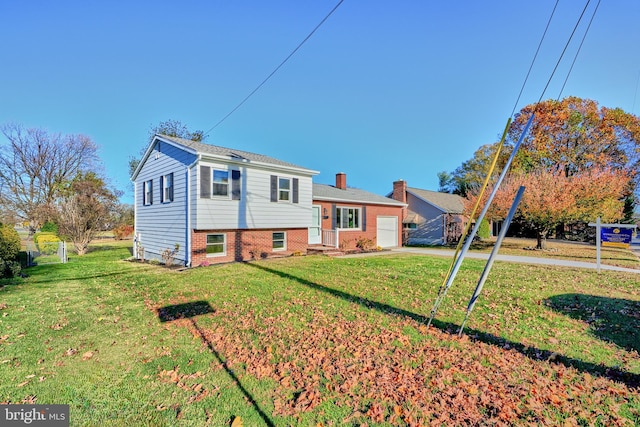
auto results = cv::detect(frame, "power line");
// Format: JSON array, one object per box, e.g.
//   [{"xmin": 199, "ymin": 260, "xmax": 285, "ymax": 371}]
[
  {"xmin": 511, "ymin": 0, "xmax": 559, "ymax": 117},
  {"xmin": 538, "ymin": 0, "xmax": 592, "ymax": 103},
  {"xmin": 204, "ymin": 0, "xmax": 345, "ymax": 136},
  {"xmin": 632, "ymin": 70, "xmax": 640, "ymax": 115},
  {"xmin": 558, "ymin": 0, "xmax": 601, "ymax": 99}
]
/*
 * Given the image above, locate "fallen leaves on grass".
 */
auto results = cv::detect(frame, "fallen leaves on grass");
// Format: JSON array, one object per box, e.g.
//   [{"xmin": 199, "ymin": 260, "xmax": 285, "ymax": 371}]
[
  {"xmin": 193, "ymin": 306, "xmax": 640, "ymax": 426},
  {"xmin": 158, "ymin": 366, "xmax": 217, "ymax": 403}
]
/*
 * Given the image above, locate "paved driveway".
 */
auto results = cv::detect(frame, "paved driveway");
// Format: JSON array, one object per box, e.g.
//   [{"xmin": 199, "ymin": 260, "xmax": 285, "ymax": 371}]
[{"xmin": 345, "ymin": 245, "xmax": 640, "ymax": 275}]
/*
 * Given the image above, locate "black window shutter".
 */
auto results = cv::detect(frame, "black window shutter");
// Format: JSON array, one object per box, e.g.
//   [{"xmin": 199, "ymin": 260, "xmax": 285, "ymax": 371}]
[
  {"xmin": 200, "ymin": 166, "xmax": 211, "ymax": 198},
  {"xmin": 168, "ymin": 173, "xmax": 174, "ymax": 202},
  {"xmin": 362, "ymin": 206, "xmax": 367, "ymax": 231},
  {"xmin": 142, "ymin": 181, "xmax": 146, "ymax": 205},
  {"xmin": 231, "ymin": 170, "xmax": 241, "ymax": 200},
  {"xmin": 149, "ymin": 180, "xmax": 153, "ymax": 205},
  {"xmin": 331, "ymin": 204, "xmax": 337, "ymax": 229},
  {"xmin": 270, "ymin": 175, "xmax": 278, "ymax": 202},
  {"xmin": 292, "ymin": 178, "xmax": 299, "ymax": 204},
  {"xmin": 160, "ymin": 175, "xmax": 164, "ymax": 203}
]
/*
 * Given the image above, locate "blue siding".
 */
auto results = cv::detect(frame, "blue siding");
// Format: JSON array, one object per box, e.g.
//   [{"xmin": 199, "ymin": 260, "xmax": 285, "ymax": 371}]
[
  {"xmin": 405, "ymin": 192, "xmax": 446, "ymax": 245},
  {"xmin": 134, "ymin": 141, "xmax": 197, "ymax": 264}
]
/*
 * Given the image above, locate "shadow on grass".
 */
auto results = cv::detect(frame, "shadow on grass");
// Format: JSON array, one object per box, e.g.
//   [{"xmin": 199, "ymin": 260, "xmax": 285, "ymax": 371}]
[
  {"xmin": 246, "ymin": 261, "xmax": 640, "ymax": 389},
  {"xmin": 157, "ymin": 301, "xmax": 275, "ymax": 427},
  {"xmin": 545, "ymin": 294, "xmax": 640, "ymax": 354}
]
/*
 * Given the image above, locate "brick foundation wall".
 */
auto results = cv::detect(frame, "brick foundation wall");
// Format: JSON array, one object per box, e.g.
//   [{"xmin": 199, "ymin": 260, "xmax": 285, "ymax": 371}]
[{"xmin": 191, "ymin": 228, "xmax": 308, "ymax": 266}]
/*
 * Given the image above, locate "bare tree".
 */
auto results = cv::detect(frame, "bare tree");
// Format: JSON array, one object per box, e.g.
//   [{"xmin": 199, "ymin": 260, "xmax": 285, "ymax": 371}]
[
  {"xmin": 56, "ymin": 172, "xmax": 119, "ymax": 255},
  {"xmin": 0, "ymin": 123, "xmax": 99, "ymax": 231}
]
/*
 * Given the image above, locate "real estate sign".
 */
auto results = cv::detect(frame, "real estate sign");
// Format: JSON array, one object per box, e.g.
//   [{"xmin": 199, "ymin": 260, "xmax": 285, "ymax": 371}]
[{"xmin": 601, "ymin": 226, "xmax": 633, "ymax": 248}]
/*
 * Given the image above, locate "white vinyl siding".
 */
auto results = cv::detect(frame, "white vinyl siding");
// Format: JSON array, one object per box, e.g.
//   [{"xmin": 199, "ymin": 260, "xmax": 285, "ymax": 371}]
[{"xmin": 193, "ymin": 163, "xmax": 313, "ymax": 230}]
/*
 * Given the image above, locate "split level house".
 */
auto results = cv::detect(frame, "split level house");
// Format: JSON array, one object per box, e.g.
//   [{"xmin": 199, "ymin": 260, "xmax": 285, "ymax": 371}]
[
  {"xmin": 390, "ymin": 179, "xmax": 468, "ymax": 245},
  {"xmin": 132, "ymin": 136, "xmax": 405, "ymax": 266},
  {"xmin": 132, "ymin": 135, "xmax": 318, "ymax": 266}
]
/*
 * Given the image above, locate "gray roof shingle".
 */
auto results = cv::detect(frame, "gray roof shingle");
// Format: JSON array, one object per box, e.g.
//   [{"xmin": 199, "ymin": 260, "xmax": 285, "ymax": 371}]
[
  {"xmin": 407, "ymin": 187, "xmax": 465, "ymax": 213},
  {"xmin": 158, "ymin": 134, "xmax": 314, "ymax": 171},
  {"xmin": 313, "ymin": 183, "xmax": 406, "ymax": 206}
]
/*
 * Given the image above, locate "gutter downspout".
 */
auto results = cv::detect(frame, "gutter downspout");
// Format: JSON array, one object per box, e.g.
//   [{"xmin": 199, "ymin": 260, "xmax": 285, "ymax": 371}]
[
  {"xmin": 133, "ymin": 179, "xmax": 138, "ymax": 259},
  {"xmin": 186, "ymin": 154, "xmax": 201, "ymax": 267}
]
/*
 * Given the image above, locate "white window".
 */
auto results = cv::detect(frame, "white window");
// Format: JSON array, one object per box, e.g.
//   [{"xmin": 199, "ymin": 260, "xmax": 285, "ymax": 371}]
[
  {"xmin": 278, "ymin": 178, "xmax": 290, "ymax": 201},
  {"xmin": 206, "ymin": 234, "xmax": 226, "ymax": 256},
  {"xmin": 270, "ymin": 175, "xmax": 297, "ymax": 203},
  {"xmin": 336, "ymin": 207, "xmax": 360, "ymax": 229},
  {"xmin": 161, "ymin": 173, "xmax": 173, "ymax": 203},
  {"xmin": 143, "ymin": 180, "xmax": 153, "ymax": 206},
  {"xmin": 212, "ymin": 170, "xmax": 229, "ymax": 197},
  {"xmin": 272, "ymin": 232, "xmax": 286, "ymax": 251}
]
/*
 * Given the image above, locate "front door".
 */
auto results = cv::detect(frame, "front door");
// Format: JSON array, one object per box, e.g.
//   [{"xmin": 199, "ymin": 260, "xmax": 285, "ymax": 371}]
[{"xmin": 309, "ymin": 205, "xmax": 321, "ymax": 245}]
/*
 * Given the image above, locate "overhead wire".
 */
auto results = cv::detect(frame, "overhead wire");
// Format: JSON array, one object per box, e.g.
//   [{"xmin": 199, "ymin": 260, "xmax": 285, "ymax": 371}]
[
  {"xmin": 511, "ymin": 0, "xmax": 559, "ymax": 117},
  {"xmin": 538, "ymin": 0, "xmax": 593, "ymax": 103},
  {"xmin": 203, "ymin": 0, "xmax": 345, "ymax": 136},
  {"xmin": 429, "ymin": 0, "xmax": 600, "ymax": 327},
  {"xmin": 558, "ymin": 0, "xmax": 601, "ymax": 99}
]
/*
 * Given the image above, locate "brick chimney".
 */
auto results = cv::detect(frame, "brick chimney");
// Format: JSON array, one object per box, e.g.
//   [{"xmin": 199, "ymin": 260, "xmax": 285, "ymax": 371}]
[
  {"xmin": 336, "ymin": 172, "xmax": 347, "ymax": 190},
  {"xmin": 392, "ymin": 179, "xmax": 407, "ymax": 204}
]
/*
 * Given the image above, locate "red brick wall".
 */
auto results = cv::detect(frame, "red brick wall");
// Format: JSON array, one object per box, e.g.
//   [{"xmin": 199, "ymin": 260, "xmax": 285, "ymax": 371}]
[
  {"xmin": 191, "ymin": 228, "xmax": 308, "ymax": 266},
  {"xmin": 313, "ymin": 201, "xmax": 403, "ymax": 250}
]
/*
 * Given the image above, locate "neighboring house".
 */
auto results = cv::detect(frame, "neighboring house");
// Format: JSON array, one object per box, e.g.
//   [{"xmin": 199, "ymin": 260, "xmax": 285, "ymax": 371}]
[
  {"xmin": 390, "ymin": 180, "xmax": 467, "ymax": 245},
  {"xmin": 131, "ymin": 135, "xmax": 318, "ymax": 266},
  {"xmin": 312, "ymin": 173, "xmax": 406, "ymax": 250}
]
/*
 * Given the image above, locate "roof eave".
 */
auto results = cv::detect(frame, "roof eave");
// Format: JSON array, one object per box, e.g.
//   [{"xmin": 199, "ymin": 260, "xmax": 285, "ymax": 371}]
[
  {"xmin": 313, "ymin": 195, "xmax": 407, "ymax": 207},
  {"xmin": 199, "ymin": 153, "xmax": 319, "ymax": 176}
]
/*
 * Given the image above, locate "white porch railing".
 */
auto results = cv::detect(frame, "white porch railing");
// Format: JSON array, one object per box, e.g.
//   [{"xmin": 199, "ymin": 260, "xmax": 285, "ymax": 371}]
[{"xmin": 322, "ymin": 229, "xmax": 339, "ymax": 248}]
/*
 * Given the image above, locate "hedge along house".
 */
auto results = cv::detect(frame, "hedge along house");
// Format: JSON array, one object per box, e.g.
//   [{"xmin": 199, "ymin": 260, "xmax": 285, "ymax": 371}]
[
  {"xmin": 390, "ymin": 179, "xmax": 467, "ymax": 245},
  {"xmin": 132, "ymin": 135, "xmax": 318, "ymax": 266},
  {"xmin": 311, "ymin": 173, "xmax": 406, "ymax": 250}
]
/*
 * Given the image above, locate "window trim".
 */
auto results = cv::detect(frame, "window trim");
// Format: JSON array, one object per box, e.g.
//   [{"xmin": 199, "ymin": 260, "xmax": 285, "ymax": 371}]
[
  {"xmin": 211, "ymin": 169, "xmax": 230, "ymax": 198},
  {"xmin": 336, "ymin": 206, "xmax": 361, "ymax": 230},
  {"xmin": 272, "ymin": 231, "xmax": 286, "ymax": 251},
  {"xmin": 278, "ymin": 177, "xmax": 291, "ymax": 202},
  {"xmin": 161, "ymin": 173, "xmax": 174, "ymax": 203},
  {"xmin": 205, "ymin": 233, "xmax": 226, "ymax": 257},
  {"xmin": 143, "ymin": 179, "xmax": 153, "ymax": 206}
]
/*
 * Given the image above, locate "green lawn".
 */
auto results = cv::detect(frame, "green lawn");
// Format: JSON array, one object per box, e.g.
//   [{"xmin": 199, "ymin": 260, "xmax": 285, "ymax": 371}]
[{"xmin": 1, "ymin": 243, "xmax": 639, "ymax": 426}]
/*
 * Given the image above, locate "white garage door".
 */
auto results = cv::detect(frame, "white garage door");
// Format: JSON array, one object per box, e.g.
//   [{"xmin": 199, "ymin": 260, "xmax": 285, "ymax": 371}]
[{"xmin": 376, "ymin": 216, "xmax": 398, "ymax": 248}]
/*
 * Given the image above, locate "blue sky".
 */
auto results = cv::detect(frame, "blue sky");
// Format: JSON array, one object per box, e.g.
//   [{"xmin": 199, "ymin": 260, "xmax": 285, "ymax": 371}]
[{"xmin": 1, "ymin": 1, "xmax": 638, "ymax": 204}]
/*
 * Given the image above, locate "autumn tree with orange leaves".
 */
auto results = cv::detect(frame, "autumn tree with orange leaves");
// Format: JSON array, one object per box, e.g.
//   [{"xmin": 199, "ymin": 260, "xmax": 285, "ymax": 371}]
[
  {"xmin": 452, "ymin": 97, "xmax": 639, "ymax": 247},
  {"xmin": 466, "ymin": 168, "xmax": 629, "ymax": 249},
  {"xmin": 445, "ymin": 95, "xmax": 639, "ymax": 195}
]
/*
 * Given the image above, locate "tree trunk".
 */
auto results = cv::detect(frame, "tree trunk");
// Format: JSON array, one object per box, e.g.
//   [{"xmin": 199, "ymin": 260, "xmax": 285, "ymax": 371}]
[{"xmin": 536, "ymin": 230, "xmax": 546, "ymax": 250}]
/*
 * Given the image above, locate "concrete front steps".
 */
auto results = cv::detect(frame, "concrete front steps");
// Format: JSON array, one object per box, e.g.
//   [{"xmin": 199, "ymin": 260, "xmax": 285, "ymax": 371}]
[{"xmin": 307, "ymin": 246, "xmax": 344, "ymax": 257}]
